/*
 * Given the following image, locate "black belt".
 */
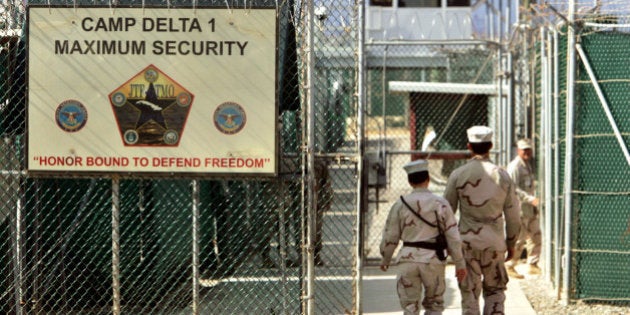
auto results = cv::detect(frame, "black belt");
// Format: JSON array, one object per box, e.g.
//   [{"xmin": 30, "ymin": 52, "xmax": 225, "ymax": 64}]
[{"xmin": 403, "ymin": 241, "xmax": 441, "ymax": 250}]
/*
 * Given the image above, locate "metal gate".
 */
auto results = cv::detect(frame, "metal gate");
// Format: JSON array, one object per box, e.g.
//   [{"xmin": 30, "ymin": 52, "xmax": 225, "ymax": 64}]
[{"xmin": 360, "ymin": 41, "xmax": 504, "ymax": 265}]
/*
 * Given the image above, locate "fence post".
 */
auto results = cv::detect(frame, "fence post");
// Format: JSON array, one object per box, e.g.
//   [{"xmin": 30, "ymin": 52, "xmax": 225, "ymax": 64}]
[
  {"xmin": 192, "ymin": 179, "xmax": 200, "ymax": 315},
  {"xmin": 355, "ymin": 0, "xmax": 367, "ymax": 314},
  {"xmin": 305, "ymin": 0, "xmax": 316, "ymax": 313},
  {"xmin": 562, "ymin": 0, "xmax": 577, "ymax": 306},
  {"xmin": 111, "ymin": 176, "xmax": 121, "ymax": 315}
]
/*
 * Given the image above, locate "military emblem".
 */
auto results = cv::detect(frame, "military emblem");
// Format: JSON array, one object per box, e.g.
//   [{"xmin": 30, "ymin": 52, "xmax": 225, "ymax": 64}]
[
  {"xmin": 213, "ymin": 102, "xmax": 246, "ymax": 135},
  {"xmin": 109, "ymin": 65, "xmax": 194, "ymax": 146},
  {"xmin": 55, "ymin": 100, "xmax": 88, "ymax": 132}
]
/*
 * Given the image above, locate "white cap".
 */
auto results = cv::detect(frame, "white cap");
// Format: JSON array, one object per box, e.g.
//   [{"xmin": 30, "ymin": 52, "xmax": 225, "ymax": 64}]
[
  {"xmin": 467, "ymin": 126, "xmax": 493, "ymax": 143},
  {"xmin": 517, "ymin": 138, "xmax": 532, "ymax": 149},
  {"xmin": 403, "ymin": 159, "xmax": 429, "ymax": 175}
]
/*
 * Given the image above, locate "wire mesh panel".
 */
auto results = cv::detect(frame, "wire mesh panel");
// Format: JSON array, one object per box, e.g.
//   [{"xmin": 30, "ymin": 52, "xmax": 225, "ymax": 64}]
[
  {"xmin": 2, "ymin": 1, "xmax": 27, "ymax": 313},
  {"xmin": 197, "ymin": 178, "xmax": 303, "ymax": 314},
  {"xmin": 19, "ymin": 178, "xmax": 113, "ymax": 313},
  {"xmin": 533, "ymin": 1, "xmax": 630, "ymax": 306},
  {"xmin": 307, "ymin": 1, "xmax": 359, "ymax": 313},
  {"xmin": 572, "ymin": 31, "xmax": 630, "ymax": 302}
]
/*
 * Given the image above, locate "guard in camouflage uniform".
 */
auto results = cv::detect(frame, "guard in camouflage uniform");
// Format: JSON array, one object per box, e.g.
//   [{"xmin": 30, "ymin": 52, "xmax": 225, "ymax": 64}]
[
  {"xmin": 506, "ymin": 138, "xmax": 541, "ymax": 278},
  {"xmin": 443, "ymin": 126, "xmax": 521, "ymax": 315},
  {"xmin": 380, "ymin": 159, "xmax": 467, "ymax": 315}
]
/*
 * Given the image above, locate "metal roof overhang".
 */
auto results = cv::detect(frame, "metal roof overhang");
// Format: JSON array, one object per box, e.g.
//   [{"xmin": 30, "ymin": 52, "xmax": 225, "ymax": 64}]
[{"xmin": 389, "ymin": 81, "xmax": 505, "ymax": 96}]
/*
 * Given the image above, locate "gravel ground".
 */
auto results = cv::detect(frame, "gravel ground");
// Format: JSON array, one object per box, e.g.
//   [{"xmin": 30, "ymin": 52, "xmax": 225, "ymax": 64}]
[{"xmin": 518, "ymin": 274, "xmax": 630, "ymax": 315}]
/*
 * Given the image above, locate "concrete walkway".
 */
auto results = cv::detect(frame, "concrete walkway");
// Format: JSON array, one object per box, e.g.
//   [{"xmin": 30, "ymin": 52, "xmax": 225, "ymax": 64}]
[{"xmin": 362, "ymin": 264, "xmax": 537, "ymax": 315}]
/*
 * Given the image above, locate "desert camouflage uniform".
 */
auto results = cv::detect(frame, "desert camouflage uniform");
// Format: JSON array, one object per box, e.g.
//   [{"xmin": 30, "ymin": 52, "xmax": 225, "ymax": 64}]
[
  {"xmin": 507, "ymin": 155, "xmax": 541, "ymax": 267},
  {"xmin": 380, "ymin": 187, "xmax": 466, "ymax": 315},
  {"xmin": 443, "ymin": 156, "xmax": 520, "ymax": 315}
]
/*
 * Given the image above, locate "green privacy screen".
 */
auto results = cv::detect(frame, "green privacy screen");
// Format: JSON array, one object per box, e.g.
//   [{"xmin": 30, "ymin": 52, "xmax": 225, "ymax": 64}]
[{"xmin": 572, "ymin": 31, "xmax": 630, "ymax": 302}]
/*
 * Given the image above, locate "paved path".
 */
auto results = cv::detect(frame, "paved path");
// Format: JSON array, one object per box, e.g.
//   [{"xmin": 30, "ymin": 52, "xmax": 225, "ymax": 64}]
[{"xmin": 362, "ymin": 264, "xmax": 537, "ymax": 314}]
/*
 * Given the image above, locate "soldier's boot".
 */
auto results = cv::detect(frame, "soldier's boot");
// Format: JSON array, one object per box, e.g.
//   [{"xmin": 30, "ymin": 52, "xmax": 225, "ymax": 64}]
[
  {"xmin": 528, "ymin": 264, "xmax": 541, "ymax": 275},
  {"xmin": 507, "ymin": 266, "xmax": 524, "ymax": 279}
]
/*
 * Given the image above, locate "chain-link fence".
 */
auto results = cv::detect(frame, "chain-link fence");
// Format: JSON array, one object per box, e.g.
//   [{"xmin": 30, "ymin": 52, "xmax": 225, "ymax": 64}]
[
  {"xmin": 531, "ymin": 1, "xmax": 630, "ymax": 306},
  {"xmin": 1, "ymin": 0, "xmax": 512, "ymax": 313},
  {"xmin": 1, "ymin": 0, "xmax": 364, "ymax": 314},
  {"xmin": 13, "ymin": 0, "xmax": 624, "ymax": 313}
]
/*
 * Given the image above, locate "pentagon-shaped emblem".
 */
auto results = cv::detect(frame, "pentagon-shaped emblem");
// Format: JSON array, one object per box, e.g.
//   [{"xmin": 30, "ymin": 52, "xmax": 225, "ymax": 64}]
[{"xmin": 109, "ymin": 65, "xmax": 194, "ymax": 146}]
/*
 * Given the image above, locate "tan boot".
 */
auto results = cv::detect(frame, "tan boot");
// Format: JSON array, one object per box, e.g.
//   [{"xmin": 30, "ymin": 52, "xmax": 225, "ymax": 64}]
[
  {"xmin": 507, "ymin": 266, "xmax": 524, "ymax": 279},
  {"xmin": 528, "ymin": 264, "xmax": 541, "ymax": 275}
]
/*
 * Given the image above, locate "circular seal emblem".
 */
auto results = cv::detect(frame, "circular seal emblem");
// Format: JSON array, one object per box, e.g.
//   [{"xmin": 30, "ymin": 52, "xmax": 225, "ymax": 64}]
[
  {"xmin": 123, "ymin": 130, "xmax": 139, "ymax": 145},
  {"xmin": 144, "ymin": 68, "xmax": 159, "ymax": 83},
  {"xmin": 55, "ymin": 100, "xmax": 88, "ymax": 132},
  {"xmin": 176, "ymin": 92, "xmax": 192, "ymax": 107},
  {"xmin": 111, "ymin": 92, "xmax": 127, "ymax": 107},
  {"xmin": 163, "ymin": 129, "xmax": 179, "ymax": 145},
  {"xmin": 213, "ymin": 102, "xmax": 246, "ymax": 135}
]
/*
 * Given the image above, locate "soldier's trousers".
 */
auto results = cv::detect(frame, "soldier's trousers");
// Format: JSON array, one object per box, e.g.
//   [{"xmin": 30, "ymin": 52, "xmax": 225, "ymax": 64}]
[
  {"xmin": 458, "ymin": 247, "xmax": 509, "ymax": 315},
  {"xmin": 396, "ymin": 261, "xmax": 446, "ymax": 315},
  {"xmin": 511, "ymin": 215, "xmax": 542, "ymax": 266}
]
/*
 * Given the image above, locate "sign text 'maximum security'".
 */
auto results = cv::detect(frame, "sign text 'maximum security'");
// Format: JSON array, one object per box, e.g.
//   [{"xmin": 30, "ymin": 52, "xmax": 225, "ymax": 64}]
[
  {"xmin": 54, "ymin": 40, "xmax": 248, "ymax": 56},
  {"xmin": 53, "ymin": 17, "xmax": 249, "ymax": 56}
]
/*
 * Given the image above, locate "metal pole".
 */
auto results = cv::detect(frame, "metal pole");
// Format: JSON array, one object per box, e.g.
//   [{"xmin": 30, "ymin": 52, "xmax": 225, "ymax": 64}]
[
  {"xmin": 10, "ymin": 183, "xmax": 22, "ymax": 315},
  {"xmin": 543, "ymin": 27, "xmax": 553, "ymax": 282},
  {"xmin": 112, "ymin": 176, "xmax": 121, "ymax": 315},
  {"xmin": 355, "ymin": 0, "xmax": 366, "ymax": 313},
  {"xmin": 382, "ymin": 44, "xmax": 388, "ymax": 140},
  {"xmin": 562, "ymin": 0, "xmax": 577, "ymax": 306},
  {"xmin": 496, "ymin": 50, "xmax": 505, "ymax": 165},
  {"xmin": 552, "ymin": 26, "xmax": 562, "ymax": 296},
  {"xmin": 487, "ymin": 1, "xmax": 494, "ymax": 41},
  {"xmin": 496, "ymin": 1, "xmax": 505, "ymax": 42},
  {"xmin": 539, "ymin": 26, "xmax": 547, "ymax": 251},
  {"xmin": 506, "ymin": 0, "xmax": 511, "ymax": 39},
  {"xmin": 192, "ymin": 180, "xmax": 200, "ymax": 315},
  {"xmin": 5, "ymin": 135, "xmax": 22, "ymax": 314},
  {"xmin": 305, "ymin": 0, "xmax": 316, "ymax": 313},
  {"xmin": 506, "ymin": 50, "xmax": 514, "ymax": 161}
]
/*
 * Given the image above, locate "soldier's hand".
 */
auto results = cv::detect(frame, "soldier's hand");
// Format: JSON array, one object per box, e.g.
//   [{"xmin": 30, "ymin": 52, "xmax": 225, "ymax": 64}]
[
  {"xmin": 455, "ymin": 268, "xmax": 467, "ymax": 282},
  {"xmin": 380, "ymin": 264, "xmax": 388, "ymax": 272},
  {"xmin": 532, "ymin": 197, "xmax": 540, "ymax": 207},
  {"xmin": 505, "ymin": 247, "xmax": 515, "ymax": 261}
]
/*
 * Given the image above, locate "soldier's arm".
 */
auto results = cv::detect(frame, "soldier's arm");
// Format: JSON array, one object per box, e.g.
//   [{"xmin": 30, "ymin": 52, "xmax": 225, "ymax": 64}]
[
  {"xmin": 507, "ymin": 163, "xmax": 535, "ymax": 205},
  {"xmin": 380, "ymin": 201, "xmax": 402, "ymax": 267},
  {"xmin": 502, "ymin": 174, "xmax": 521, "ymax": 250},
  {"xmin": 443, "ymin": 173, "xmax": 459, "ymax": 214},
  {"xmin": 439, "ymin": 201, "xmax": 466, "ymax": 271}
]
